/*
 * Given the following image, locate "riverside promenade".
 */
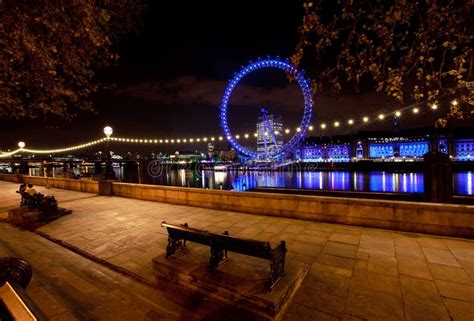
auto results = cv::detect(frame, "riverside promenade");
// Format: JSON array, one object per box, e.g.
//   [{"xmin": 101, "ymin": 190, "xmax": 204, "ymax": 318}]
[{"xmin": 1, "ymin": 180, "xmax": 474, "ymax": 321}]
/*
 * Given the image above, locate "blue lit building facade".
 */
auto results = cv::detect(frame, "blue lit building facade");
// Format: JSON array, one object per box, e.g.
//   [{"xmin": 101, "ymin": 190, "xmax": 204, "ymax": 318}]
[
  {"xmin": 300, "ymin": 144, "xmax": 351, "ymax": 162},
  {"xmin": 295, "ymin": 127, "xmax": 474, "ymax": 163},
  {"xmin": 455, "ymin": 139, "xmax": 474, "ymax": 161},
  {"xmin": 367, "ymin": 137, "xmax": 430, "ymax": 159}
]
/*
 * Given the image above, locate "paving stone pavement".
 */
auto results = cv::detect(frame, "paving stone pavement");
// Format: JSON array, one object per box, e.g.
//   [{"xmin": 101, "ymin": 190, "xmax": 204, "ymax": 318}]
[{"xmin": 1, "ymin": 180, "xmax": 474, "ymax": 321}]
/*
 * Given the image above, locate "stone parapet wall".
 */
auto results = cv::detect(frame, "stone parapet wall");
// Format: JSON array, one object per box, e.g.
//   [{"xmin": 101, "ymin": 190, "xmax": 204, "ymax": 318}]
[
  {"xmin": 0, "ymin": 174, "xmax": 99, "ymax": 194},
  {"xmin": 0, "ymin": 173, "xmax": 22, "ymax": 183}
]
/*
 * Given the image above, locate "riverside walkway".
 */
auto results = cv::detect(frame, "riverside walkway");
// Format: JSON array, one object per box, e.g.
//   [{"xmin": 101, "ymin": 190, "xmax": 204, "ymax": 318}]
[{"xmin": 0, "ymin": 180, "xmax": 473, "ymax": 321}]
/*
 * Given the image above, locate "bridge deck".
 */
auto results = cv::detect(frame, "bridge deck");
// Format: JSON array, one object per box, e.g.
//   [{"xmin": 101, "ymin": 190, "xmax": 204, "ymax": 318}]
[{"xmin": 0, "ymin": 180, "xmax": 473, "ymax": 321}]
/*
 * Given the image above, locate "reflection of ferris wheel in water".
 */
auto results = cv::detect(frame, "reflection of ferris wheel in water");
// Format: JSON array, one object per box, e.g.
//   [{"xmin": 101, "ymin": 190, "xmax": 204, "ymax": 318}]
[{"xmin": 219, "ymin": 58, "xmax": 313, "ymax": 160}]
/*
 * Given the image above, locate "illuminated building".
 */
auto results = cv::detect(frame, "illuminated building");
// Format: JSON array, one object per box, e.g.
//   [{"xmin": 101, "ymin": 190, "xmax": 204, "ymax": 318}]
[{"xmin": 256, "ymin": 114, "xmax": 283, "ymax": 155}]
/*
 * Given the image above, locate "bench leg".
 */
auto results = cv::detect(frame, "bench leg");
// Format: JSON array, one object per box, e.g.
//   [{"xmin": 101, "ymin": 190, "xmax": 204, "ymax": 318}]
[
  {"xmin": 268, "ymin": 251, "xmax": 286, "ymax": 291},
  {"xmin": 209, "ymin": 246, "xmax": 226, "ymax": 271},
  {"xmin": 165, "ymin": 236, "xmax": 185, "ymax": 258}
]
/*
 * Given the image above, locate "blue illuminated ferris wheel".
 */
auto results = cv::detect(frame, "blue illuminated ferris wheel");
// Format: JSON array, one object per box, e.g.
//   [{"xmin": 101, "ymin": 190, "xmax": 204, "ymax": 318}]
[{"xmin": 219, "ymin": 57, "xmax": 314, "ymax": 160}]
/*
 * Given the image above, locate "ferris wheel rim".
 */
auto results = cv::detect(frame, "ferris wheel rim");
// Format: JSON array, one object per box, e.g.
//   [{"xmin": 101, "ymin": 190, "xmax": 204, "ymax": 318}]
[{"xmin": 219, "ymin": 58, "xmax": 313, "ymax": 159}]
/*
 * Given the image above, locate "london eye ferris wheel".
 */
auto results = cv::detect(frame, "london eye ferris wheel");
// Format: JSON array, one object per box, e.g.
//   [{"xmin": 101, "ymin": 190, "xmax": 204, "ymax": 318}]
[{"xmin": 219, "ymin": 57, "xmax": 314, "ymax": 161}]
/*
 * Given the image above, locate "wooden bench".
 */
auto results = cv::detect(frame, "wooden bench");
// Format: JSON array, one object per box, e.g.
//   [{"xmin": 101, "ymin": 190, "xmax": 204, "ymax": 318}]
[{"xmin": 161, "ymin": 222, "xmax": 287, "ymax": 291}]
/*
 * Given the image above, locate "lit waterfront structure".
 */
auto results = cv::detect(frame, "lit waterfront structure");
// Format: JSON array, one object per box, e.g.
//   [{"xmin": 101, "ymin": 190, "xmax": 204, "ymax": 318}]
[
  {"xmin": 256, "ymin": 113, "xmax": 283, "ymax": 155},
  {"xmin": 300, "ymin": 143, "xmax": 351, "ymax": 163},
  {"xmin": 296, "ymin": 127, "xmax": 474, "ymax": 163}
]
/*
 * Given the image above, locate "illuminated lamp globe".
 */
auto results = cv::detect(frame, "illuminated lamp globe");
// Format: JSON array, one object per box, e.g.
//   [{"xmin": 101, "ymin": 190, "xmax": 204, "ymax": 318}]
[
  {"xmin": 103, "ymin": 126, "xmax": 113, "ymax": 138},
  {"xmin": 18, "ymin": 141, "xmax": 26, "ymax": 149}
]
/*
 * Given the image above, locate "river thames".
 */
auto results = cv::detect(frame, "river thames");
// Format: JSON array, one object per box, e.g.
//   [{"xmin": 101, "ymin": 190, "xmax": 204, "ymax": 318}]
[
  {"xmin": 26, "ymin": 165, "xmax": 473, "ymax": 195},
  {"xmin": 146, "ymin": 169, "xmax": 472, "ymax": 195}
]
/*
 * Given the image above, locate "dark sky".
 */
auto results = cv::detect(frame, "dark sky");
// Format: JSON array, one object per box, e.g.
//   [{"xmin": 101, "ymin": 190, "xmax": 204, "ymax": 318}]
[{"xmin": 0, "ymin": 1, "xmax": 448, "ymax": 152}]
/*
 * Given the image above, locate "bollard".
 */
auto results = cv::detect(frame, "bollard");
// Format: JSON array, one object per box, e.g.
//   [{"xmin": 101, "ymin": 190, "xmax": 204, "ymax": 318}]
[
  {"xmin": 98, "ymin": 180, "xmax": 113, "ymax": 196},
  {"xmin": 423, "ymin": 151, "xmax": 452, "ymax": 203}
]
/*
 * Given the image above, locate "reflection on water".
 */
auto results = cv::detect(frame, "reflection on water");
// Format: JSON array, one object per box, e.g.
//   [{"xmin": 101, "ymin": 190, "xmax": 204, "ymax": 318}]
[
  {"xmin": 233, "ymin": 171, "xmax": 423, "ymax": 193},
  {"xmin": 454, "ymin": 171, "xmax": 473, "ymax": 196}
]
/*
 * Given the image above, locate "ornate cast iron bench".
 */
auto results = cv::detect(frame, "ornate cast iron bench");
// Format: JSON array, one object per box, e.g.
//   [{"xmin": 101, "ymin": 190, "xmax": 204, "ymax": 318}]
[
  {"xmin": 161, "ymin": 221, "xmax": 287, "ymax": 291},
  {"xmin": 17, "ymin": 186, "xmax": 58, "ymax": 218}
]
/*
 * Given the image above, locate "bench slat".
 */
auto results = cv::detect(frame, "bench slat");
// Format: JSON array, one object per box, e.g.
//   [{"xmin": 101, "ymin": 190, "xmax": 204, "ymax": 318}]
[
  {"xmin": 167, "ymin": 227, "xmax": 209, "ymax": 246},
  {"xmin": 208, "ymin": 233, "xmax": 271, "ymax": 259}
]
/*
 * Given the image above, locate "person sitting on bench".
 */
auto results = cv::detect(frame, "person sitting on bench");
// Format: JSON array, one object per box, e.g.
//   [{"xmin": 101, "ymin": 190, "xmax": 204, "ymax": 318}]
[
  {"xmin": 25, "ymin": 184, "xmax": 37, "ymax": 196},
  {"xmin": 18, "ymin": 183, "xmax": 27, "ymax": 194}
]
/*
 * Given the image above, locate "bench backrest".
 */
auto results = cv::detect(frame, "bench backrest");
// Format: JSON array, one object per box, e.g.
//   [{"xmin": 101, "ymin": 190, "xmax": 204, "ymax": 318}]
[
  {"xmin": 162, "ymin": 222, "xmax": 209, "ymax": 246},
  {"xmin": 208, "ymin": 232, "xmax": 272, "ymax": 259}
]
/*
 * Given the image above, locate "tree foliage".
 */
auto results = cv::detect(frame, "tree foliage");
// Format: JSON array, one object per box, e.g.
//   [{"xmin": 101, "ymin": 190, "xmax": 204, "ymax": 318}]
[
  {"xmin": 292, "ymin": 0, "xmax": 473, "ymax": 126},
  {"xmin": 0, "ymin": 0, "xmax": 143, "ymax": 120}
]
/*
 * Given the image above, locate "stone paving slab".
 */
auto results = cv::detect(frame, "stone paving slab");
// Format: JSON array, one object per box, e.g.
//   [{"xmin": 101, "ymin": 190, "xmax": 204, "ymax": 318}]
[{"xmin": 1, "ymin": 180, "xmax": 474, "ymax": 320}]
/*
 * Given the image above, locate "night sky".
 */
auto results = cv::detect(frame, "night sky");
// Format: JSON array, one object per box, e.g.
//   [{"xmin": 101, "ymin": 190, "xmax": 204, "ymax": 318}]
[{"xmin": 0, "ymin": 1, "xmax": 450, "ymax": 152}]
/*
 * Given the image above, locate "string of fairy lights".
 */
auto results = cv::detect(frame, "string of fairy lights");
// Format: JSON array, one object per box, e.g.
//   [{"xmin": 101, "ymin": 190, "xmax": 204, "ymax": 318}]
[
  {"xmin": 0, "ymin": 99, "xmax": 462, "ymax": 158},
  {"xmin": 0, "ymin": 139, "xmax": 108, "ymax": 158}
]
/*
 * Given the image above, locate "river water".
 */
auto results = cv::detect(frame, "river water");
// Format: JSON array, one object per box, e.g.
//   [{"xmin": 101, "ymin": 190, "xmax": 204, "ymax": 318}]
[{"xmin": 147, "ymin": 169, "xmax": 472, "ymax": 195}]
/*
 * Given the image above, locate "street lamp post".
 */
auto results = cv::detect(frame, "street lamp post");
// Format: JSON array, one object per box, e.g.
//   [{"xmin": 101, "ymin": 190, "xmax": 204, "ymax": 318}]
[
  {"xmin": 103, "ymin": 126, "xmax": 115, "ymax": 180},
  {"xmin": 17, "ymin": 142, "xmax": 27, "ymax": 175}
]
